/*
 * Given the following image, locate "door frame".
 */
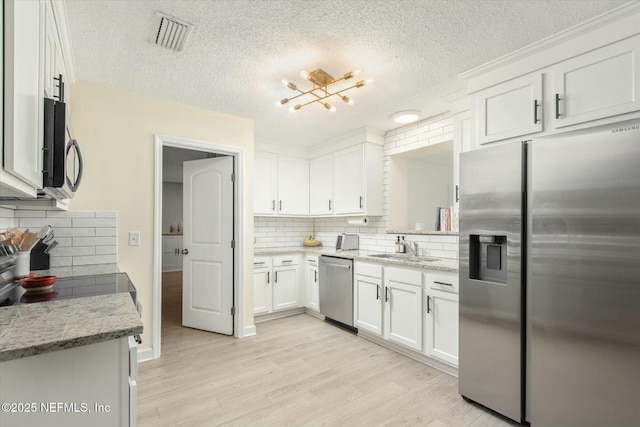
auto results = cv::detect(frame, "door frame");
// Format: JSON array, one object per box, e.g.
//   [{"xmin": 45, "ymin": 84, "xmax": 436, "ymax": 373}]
[{"xmin": 152, "ymin": 134, "xmax": 247, "ymax": 359}]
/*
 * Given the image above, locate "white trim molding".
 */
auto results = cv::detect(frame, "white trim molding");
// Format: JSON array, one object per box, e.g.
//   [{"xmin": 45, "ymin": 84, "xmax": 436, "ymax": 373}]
[{"xmin": 152, "ymin": 134, "xmax": 247, "ymax": 359}]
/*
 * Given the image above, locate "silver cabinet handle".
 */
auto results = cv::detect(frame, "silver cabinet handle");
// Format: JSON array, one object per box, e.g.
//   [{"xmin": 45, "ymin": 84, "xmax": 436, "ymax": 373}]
[
  {"xmin": 272, "ymin": 200, "xmax": 275, "ymax": 211},
  {"xmin": 427, "ymin": 295, "xmax": 431, "ymax": 313},
  {"xmin": 534, "ymin": 99, "xmax": 540, "ymax": 124},
  {"xmin": 376, "ymin": 284, "xmax": 380, "ymax": 300},
  {"xmin": 254, "ymin": 261, "xmax": 265, "ymax": 266},
  {"xmin": 279, "ymin": 200, "xmax": 282, "ymax": 211},
  {"xmin": 555, "ymin": 93, "xmax": 561, "ymax": 119},
  {"xmin": 434, "ymin": 281, "xmax": 453, "ymax": 287},
  {"xmin": 314, "ymin": 270, "xmax": 318, "ymax": 282},
  {"xmin": 385, "ymin": 286, "xmax": 389, "ymax": 302},
  {"xmin": 267, "ymin": 271, "xmax": 270, "ymax": 284},
  {"xmin": 181, "ymin": 249, "xmax": 189, "ymax": 255},
  {"xmin": 359, "ymin": 196, "xmax": 363, "ymax": 209},
  {"xmin": 274, "ymin": 271, "xmax": 278, "ymax": 283},
  {"xmin": 329, "ymin": 199, "xmax": 332, "ymax": 211},
  {"xmin": 282, "ymin": 260, "xmax": 293, "ymax": 263}
]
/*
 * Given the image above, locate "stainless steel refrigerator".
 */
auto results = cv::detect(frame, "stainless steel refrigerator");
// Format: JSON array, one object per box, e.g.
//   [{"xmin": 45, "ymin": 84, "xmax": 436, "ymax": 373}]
[{"xmin": 458, "ymin": 121, "xmax": 640, "ymax": 426}]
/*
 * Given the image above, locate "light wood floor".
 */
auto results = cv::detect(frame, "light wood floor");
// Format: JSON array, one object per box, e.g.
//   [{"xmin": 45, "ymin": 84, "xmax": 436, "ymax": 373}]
[{"xmin": 137, "ymin": 272, "xmax": 518, "ymax": 427}]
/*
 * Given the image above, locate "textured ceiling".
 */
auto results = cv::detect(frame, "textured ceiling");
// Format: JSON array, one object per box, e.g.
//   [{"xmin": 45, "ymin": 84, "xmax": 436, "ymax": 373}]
[{"xmin": 65, "ymin": 0, "xmax": 628, "ymax": 147}]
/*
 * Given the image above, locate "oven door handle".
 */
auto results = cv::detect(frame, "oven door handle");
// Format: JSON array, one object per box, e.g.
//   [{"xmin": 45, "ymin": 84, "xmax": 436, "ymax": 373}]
[{"xmin": 66, "ymin": 139, "xmax": 84, "ymax": 192}]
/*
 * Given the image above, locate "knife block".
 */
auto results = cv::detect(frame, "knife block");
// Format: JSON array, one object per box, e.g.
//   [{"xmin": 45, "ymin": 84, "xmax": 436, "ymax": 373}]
[{"xmin": 30, "ymin": 242, "xmax": 50, "ymax": 271}]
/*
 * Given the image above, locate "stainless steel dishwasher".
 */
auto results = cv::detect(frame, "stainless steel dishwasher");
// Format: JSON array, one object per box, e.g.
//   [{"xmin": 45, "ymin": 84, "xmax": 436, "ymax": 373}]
[{"xmin": 319, "ymin": 255, "xmax": 354, "ymax": 328}]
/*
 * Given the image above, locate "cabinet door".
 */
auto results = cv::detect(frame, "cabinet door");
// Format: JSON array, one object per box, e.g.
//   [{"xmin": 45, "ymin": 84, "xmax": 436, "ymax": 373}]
[
  {"xmin": 43, "ymin": 2, "xmax": 57, "ymax": 99},
  {"xmin": 334, "ymin": 145, "xmax": 365, "ymax": 214},
  {"xmin": 306, "ymin": 265, "xmax": 319, "ymax": 312},
  {"xmin": 354, "ymin": 274, "xmax": 383, "ymax": 336},
  {"xmin": 254, "ymin": 152, "xmax": 278, "ymax": 215},
  {"xmin": 273, "ymin": 266, "xmax": 299, "ymax": 310},
  {"xmin": 551, "ymin": 36, "xmax": 640, "ymax": 129},
  {"xmin": 3, "ymin": 0, "xmax": 44, "ymax": 191},
  {"xmin": 253, "ymin": 268, "xmax": 271, "ymax": 315},
  {"xmin": 426, "ymin": 289, "xmax": 459, "ymax": 366},
  {"xmin": 476, "ymin": 72, "xmax": 543, "ymax": 145},
  {"xmin": 309, "ymin": 155, "xmax": 333, "ymax": 215},
  {"xmin": 384, "ymin": 281, "xmax": 423, "ymax": 351},
  {"xmin": 277, "ymin": 156, "xmax": 309, "ymax": 215}
]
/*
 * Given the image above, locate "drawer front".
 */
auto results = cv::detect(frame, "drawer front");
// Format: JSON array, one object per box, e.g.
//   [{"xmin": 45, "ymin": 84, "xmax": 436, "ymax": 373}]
[
  {"xmin": 354, "ymin": 261, "xmax": 383, "ymax": 279},
  {"xmin": 253, "ymin": 256, "xmax": 272, "ymax": 270},
  {"xmin": 272, "ymin": 254, "xmax": 299, "ymax": 267},
  {"xmin": 385, "ymin": 266, "xmax": 422, "ymax": 286},
  {"xmin": 426, "ymin": 272, "xmax": 459, "ymax": 293},
  {"xmin": 306, "ymin": 255, "xmax": 319, "ymax": 267}
]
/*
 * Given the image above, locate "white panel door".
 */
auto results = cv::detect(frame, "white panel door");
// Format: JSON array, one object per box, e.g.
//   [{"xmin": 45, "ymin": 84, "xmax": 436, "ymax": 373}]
[
  {"xmin": 384, "ymin": 281, "xmax": 423, "ymax": 351},
  {"xmin": 354, "ymin": 275, "xmax": 383, "ymax": 336},
  {"xmin": 426, "ymin": 289, "xmax": 459, "ymax": 366},
  {"xmin": 309, "ymin": 155, "xmax": 334, "ymax": 215},
  {"xmin": 477, "ymin": 72, "xmax": 543, "ymax": 145},
  {"xmin": 182, "ymin": 157, "xmax": 234, "ymax": 335},
  {"xmin": 334, "ymin": 145, "xmax": 365, "ymax": 214},
  {"xmin": 551, "ymin": 36, "xmax": 640, "ymax": 128},
  {"xmin": 254, "ymin": 152, "xmax": 277, "ymax": 215}
]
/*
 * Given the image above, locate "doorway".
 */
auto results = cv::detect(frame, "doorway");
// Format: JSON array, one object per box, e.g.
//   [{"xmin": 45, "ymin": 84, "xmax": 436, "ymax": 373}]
[{"xmin": 152, "ymin": 135, "xmax": 246, "ymax": 360}]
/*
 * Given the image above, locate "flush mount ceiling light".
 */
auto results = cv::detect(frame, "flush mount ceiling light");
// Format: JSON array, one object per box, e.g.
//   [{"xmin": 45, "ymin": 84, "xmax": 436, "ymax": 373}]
[
  {"xmin": 276, "ymin": 68, "xmax": 369, "ymax": 113},
  {"xmin": 391, "ymin": 110, "xmax": 421, "ymax": 124}
]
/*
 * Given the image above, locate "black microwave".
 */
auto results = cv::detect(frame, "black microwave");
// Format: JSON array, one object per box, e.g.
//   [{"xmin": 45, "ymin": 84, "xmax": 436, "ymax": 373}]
[{"xmin": 42, "ymin": 97, "xmax": 83, "ymax": 199}]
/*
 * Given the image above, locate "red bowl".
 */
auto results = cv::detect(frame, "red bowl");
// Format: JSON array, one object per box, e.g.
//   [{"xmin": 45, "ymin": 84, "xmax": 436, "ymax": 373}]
[{"xmin": 20, "ymin": 275, "xmax": 58, "ymax": 290}]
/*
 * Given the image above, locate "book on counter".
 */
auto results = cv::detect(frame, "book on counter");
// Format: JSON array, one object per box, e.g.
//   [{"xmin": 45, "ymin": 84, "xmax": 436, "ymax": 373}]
[{"xmin": 435, "ymin": 207, "xmax": 452, "ymax": 232}]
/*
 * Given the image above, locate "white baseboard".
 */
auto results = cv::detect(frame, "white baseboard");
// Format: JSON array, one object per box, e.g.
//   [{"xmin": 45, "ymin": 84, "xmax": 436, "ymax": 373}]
[
  {"xmin": 137, "ymin": 347, "xmax": 154, "ymax": 363},
  {"xmin": 358, "ymin": 330, "xmax": 458, "ymax": 377},
  {"xmin": 242, "ymin": 324, "xmax": 256, "ymax": 337},
  {"xmin": 254, "ymin": 307, "xmax": 306, "ymax": 323}
]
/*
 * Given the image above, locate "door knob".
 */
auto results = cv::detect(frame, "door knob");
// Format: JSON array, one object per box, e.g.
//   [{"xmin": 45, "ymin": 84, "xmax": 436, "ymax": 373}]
[{"xmin": 181, "ymin": 249, "xmax": 189, "ymax": 255}]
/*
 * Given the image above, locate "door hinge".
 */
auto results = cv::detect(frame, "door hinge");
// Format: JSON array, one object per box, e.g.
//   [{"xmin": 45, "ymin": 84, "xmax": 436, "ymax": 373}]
[
  {"xmin": 231, "ymin": 240, "xmax": 235, "ymax": 249},
  {"xmin": 231, "ymin": 307, "xmax": 235, "ymax": 316},
  {"xmin": 231, "ymin": 173, "xmax": 235, "ymax": 182}
]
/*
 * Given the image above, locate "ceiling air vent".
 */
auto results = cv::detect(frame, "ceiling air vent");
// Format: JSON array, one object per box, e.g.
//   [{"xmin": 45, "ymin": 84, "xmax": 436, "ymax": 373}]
[{"xmin": 153, "ymin": 11, "xmax": 193, "ymax": 52}]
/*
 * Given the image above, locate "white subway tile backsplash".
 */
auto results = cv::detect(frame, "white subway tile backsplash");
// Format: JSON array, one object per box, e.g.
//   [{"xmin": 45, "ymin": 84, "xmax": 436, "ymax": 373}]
[
  {"xmin": 72, "ymin": 218, "xmax": 117, "ymax": 228},
  {"xmin": 4, "ymin": 210, "xmax": 119, "ymax": 268}
]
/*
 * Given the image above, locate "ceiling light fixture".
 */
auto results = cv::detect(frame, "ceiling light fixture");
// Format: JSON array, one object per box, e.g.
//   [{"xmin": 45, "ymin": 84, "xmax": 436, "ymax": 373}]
[
  {"xmin": 391, "ymin": 110, "xmax": 421, "ymax": 124},
  {"xmin": 276, "ymin": 68, "xmax": 368, "ymax": 113}
]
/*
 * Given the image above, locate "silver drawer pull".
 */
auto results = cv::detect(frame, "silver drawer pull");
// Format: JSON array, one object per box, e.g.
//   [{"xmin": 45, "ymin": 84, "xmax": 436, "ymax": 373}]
[
  {"xmin": 282, "ymin": 260, "xmax": 293, "ymax": 263},
  {"xmin": 254, "ymin": 262, "xmax": 265, "ymax": 265},
  {"xmin": 434, "ymin": 281, "xmax": 453, "ymax": 287}
]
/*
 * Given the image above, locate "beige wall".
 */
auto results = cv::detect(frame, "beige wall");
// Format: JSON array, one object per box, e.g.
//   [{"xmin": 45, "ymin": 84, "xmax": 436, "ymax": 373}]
[{"xmin": 69, "ymin": 81, "xmax": 254, "ymax": 351}]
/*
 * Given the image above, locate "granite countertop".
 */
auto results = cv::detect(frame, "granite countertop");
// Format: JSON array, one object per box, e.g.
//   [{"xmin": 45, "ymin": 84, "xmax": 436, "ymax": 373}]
[
  {"xmin": 0, "ymin": 291, "xmax": 143, "ymax": 362},
  {"xmin": 255, "ymin": 247, "xmax": 458, "ymax": 272}
]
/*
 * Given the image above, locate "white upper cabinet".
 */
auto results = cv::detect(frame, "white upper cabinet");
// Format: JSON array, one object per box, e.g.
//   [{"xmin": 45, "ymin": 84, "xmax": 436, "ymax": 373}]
[
  {"xmin": 254, "ymin": 152, "xmax": 278, "ymax": 215},
  {"xmin": 277, "ymin": 156, "xmax": 309, "ymax": 215},
  {"xmin": 476, "ymin": 72, "xmax": 543, "ymax": 145},
  {"xmin": 333, "ymin": 143, "xmax": 382, "ymax": 216},
  {"xmin": 309, "ymin": 155, "xmax": 333, "ymax": 216},
  {"xmin": 2, "ymin": 0, "xmax": 45, "ymax": 196},
  {"xmin": 550, "ymin": 35, "xmax": 640, "ymax": 129}
]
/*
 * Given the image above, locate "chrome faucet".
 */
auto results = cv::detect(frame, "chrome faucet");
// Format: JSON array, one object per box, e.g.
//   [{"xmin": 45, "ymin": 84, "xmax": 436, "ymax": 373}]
[{"xmin": 404, "ymin": 240, "xmax": 418, "ymax": 256}]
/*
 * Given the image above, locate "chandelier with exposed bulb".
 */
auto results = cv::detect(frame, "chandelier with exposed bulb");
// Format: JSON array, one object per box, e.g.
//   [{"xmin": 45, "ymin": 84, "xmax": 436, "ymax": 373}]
[{"xmin": 276, "ymin": 68, "xmax": 368, "ymax": 113}]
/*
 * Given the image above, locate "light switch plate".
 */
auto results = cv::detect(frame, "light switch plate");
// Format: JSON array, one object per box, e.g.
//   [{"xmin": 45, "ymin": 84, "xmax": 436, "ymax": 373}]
[{"xmin": 129, "ymin": 231, "xmax": 141, "ymax": 246}]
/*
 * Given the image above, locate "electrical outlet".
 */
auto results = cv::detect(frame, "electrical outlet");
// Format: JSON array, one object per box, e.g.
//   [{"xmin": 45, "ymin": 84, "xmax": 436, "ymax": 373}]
[{"xmin": 129, "ymin": 231, "xmax": 141, "ymax": 246}]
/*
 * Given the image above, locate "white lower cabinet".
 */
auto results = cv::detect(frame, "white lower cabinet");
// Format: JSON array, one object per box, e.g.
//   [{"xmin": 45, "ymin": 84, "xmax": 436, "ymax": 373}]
[
  {"xmin": 424, "ymin": 271, "xmax": 459, "ymax": 366},
  {"xmin": 0, "ymin": 337, "xmax": 135, "ymax": 427},
  {"xmin": 162, "ymin": 235, "xmax": 183, "ymax": 272},
  {"xmin": 384, "ymin": 267, "xmax": 423, "ymax": 352},
  {"xmin": 253, "ymin": 254, "xmax": 301, "ymax": 315},
  {"xmin": 253, "ymin": 257, "xmax": 272, "ymax": 315},
  {"xmin": 354, "ymin": 262, "xmax": 383, "ymax": 336},
  {"xmin": 305, "ymin": 256, "xmax": 319, "ymax": 312}
]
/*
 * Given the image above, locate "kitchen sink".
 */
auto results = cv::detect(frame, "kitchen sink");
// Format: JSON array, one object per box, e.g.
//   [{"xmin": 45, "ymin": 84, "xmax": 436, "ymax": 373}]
[{"xmin": 367, "ymin": 253, "xmax": 439, "ymax": 263}]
